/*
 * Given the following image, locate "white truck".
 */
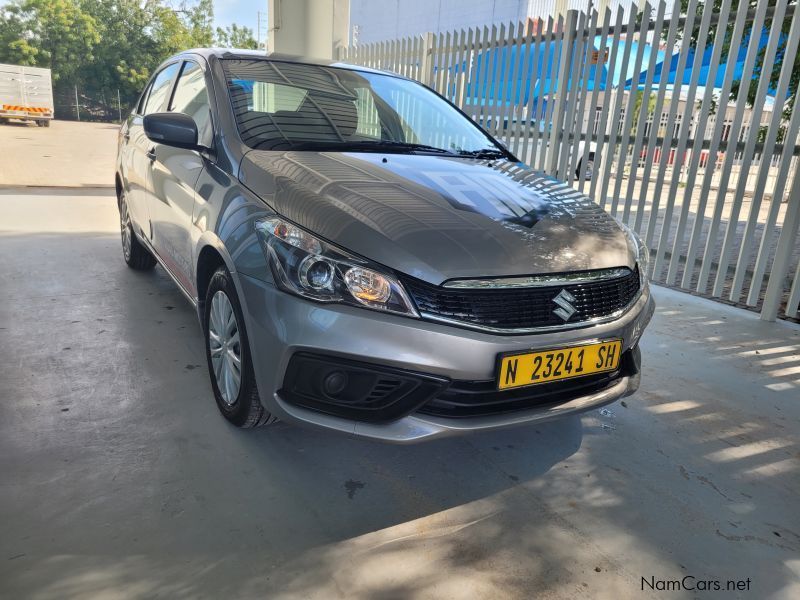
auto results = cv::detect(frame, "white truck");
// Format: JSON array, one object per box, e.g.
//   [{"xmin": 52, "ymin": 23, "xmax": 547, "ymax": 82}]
[{"xmin": 0, "ymin": 63, "xmax": 54, "ymax": 127}]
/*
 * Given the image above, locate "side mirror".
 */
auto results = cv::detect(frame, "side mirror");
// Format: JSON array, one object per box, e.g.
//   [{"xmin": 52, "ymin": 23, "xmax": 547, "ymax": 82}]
[{"xmin": 143, "ymin": 112, "xmax": 203, "ymax": 151}]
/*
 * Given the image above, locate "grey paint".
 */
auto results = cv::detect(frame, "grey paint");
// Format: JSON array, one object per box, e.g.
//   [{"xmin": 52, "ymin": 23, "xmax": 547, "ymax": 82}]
[
  {"xmin": 149, "ymin": 142, "xmax": 206, "ymax": 294},
  {"xmin": 238, "ymin": 273, "xmax": 651, "ymax": 441},
  {"xmin": 240, "ymin": 151, "xmax": 634, "ymax": 284},
  {"xmin": 116, "ymin": 50, "xmax": 651, "ymax": 440}
]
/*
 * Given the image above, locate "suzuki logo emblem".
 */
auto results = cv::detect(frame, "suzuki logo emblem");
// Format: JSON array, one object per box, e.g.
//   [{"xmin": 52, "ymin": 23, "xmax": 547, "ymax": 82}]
[{"xmin": 552, "ymin": 289, "xmax": 577, "ymax": 322}]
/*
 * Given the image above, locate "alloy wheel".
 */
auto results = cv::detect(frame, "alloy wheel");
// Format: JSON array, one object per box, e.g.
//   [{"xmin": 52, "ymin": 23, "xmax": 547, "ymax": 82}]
[
  {"xmin": 208, "ymin": 290, "xmax": 242, "ymax": 405},
  {"xmin": 120, "ymin": 197, "xmax": 132, "ymax": 261}
]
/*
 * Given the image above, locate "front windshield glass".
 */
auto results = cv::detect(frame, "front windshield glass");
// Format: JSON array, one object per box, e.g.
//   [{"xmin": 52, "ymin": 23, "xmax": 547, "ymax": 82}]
[{"xmin": 221, "ymin": 59, "xmax": 504, "ymax": 156}]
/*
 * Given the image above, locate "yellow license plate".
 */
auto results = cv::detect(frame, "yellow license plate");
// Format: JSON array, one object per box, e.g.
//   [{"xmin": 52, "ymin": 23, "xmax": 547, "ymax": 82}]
[{"xmin": 497, "ymin": 340, "xmax": 622, "ymax": 390}]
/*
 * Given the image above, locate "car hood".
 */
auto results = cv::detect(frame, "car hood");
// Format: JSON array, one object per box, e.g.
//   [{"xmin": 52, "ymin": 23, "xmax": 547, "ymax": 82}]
[{"xmin": 240, "ymin": 151, "xmax": 634, "ymax": 285}]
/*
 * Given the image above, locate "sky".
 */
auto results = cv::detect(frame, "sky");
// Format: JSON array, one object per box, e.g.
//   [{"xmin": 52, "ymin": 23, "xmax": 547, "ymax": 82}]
[
  {"xmin": 0, "ymin": 0, "xmax": 266, "ymax": 34},
  {"xmin": 211, "ymin": 0, "xmax": 265, "ymax": 31}
]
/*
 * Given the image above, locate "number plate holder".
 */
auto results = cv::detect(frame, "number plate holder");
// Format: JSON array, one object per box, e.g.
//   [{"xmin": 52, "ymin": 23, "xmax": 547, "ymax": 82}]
[{"xmin": 496, "ymin": 339, "xmax": 623, "ymax": 391}]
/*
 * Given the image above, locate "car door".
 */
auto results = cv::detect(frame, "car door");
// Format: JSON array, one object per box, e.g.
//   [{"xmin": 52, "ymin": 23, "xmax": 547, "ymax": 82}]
[
  {"xmin": 127, "ymin": 62, "xmax": 181, "ymax": 244},
  {"xmin": 148, "ymin": 59, "xmax": 213, "ymax": 298},
  {"xmin": 119, "ymin": 79, "xmax": 157, "ymax": 240}
]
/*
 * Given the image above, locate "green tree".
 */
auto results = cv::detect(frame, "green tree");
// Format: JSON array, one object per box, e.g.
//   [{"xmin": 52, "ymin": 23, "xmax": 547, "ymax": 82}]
[
  {"xmin": 0, "ymin": 0, "xmax": 260, "ymax": 116},
  {"xmin": 184, "ymin": 0, "xmax": 215, "ymax": 47},
  {"xmin": 630, "ymin": 90, "xmax": 658, "ymax": 135},
  {"xmin": 0, "ymin": 0, "xmax": 100, "ymax": 85},
  {"xmin": 79, "ymin": 0, "xmax": 159, "ymax": 100},
  {"xmin": 674, "ymin": 0, "xmax": 799, "ymax": 116},
  {"xmin": 215, "ymin": 23, "xmax": 259, "ymax": 49}
]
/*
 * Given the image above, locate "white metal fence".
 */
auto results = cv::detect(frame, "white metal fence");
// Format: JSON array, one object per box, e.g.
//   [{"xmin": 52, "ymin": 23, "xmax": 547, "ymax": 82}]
[{"xmin": 339, "ymin": 0, "xmax": 800, "ymax": 321}]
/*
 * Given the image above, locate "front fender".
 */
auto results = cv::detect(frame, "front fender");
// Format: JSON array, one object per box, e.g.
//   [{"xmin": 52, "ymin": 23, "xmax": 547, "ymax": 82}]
[{"xmin": 192, "ymin": 165, "xmax": 276, "ymax": 326}]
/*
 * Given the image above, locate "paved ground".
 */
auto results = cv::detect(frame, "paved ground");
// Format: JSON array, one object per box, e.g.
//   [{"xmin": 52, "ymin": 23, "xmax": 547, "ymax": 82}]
[
  {"xmin": 0, "ymin": 120, "xmax": 117, "ymax": 187},
  {"xmin": 1, "ymin": 188, "xmax": 798, "ymax": 599}
]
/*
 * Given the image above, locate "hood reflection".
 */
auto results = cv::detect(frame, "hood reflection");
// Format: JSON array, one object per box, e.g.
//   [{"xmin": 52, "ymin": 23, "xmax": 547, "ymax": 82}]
[{"xmin": 240, "ymin": 151, "xmax": 633, "ymax": 285}]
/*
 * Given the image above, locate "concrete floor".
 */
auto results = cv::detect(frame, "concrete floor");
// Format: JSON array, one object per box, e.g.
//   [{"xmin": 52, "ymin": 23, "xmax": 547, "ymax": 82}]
[
  {"xmin": 1, "ymin": 188, "xmax": 799, "ymax": 599},
  {"xmin": 0, "ymin": 121, "xmax": 117, "ymax": 187}
]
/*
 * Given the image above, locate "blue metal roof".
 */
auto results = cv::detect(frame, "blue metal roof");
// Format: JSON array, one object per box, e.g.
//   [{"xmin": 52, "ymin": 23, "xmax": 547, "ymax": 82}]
[{"xmin": 456, "ymin": 25, "xmax": 781, "ymax": 109}]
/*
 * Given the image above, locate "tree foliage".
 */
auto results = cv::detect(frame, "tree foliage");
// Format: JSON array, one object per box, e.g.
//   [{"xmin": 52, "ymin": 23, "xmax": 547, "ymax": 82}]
[
  {"xmin": 630, "ymin": 90, "xmax": 658, "ymax": 134},
  {"xmin": 0, "ymin": 0, "xmax": 100, "ymax": 83},
  {"xmin": 674, "ymin": 0, "xmax": 799, "ymax": 116},
  {"xmin": 215, "ymin": 23, "xmax": 259, "ymax": 50},
  {"xmin": 0, "ymin": 0, "xmax": 257, "ymax": 109}
]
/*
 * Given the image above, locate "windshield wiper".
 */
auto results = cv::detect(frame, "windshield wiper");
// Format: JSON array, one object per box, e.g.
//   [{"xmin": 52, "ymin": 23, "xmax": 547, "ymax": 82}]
[
  {"xmin": 257, "ymin": 139, "xmax": 507, "ymax": 158},
  {"xmin": 335, "ymin": 141, "xmax": 457, "ymax": 154},
  {"xmin": 342, "ymin": 142, "xmax": 508, "ymax": 158},
  {"xmin": 268, "ymin": 140, "xmax": 458, "ymax": 155},
  {"xmin": 456, "ymin": 148, "xmax": 507, "ymax": 159}
]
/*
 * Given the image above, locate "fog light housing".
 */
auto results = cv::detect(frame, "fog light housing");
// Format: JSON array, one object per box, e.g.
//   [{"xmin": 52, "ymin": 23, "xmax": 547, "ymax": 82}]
[
  {"xmin": 323, "ymin": 370, "xmax": 348, "ymax": 397},
  {"xmin": 280, "ymin": 352, "xmax": 450, "ymax": 422}
]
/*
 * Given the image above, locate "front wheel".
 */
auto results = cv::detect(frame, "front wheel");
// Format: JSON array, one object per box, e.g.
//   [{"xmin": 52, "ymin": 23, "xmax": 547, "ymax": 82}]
[{"xmin": 204, "ymin": 267, "xmax": 277, "ymax": 428}]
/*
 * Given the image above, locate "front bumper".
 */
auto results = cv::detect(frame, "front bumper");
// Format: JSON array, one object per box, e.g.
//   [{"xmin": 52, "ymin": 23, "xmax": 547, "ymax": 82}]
[{"xmin": 237, "ymin": 274, "xmax": 655, "ymax": 442}]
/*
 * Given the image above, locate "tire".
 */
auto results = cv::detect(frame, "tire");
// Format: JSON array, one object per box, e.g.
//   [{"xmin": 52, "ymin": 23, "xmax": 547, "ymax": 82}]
[
  {"xmin": 204, "ymin": 267, "xmax": 277, "ymax": 428},
  {"xmin": 119, "ymin": 191, "xmax": 156, "ymax": 270},
  {"xmin": 38, "ymin": 119, "xmax": 50, "ymax": 128}
]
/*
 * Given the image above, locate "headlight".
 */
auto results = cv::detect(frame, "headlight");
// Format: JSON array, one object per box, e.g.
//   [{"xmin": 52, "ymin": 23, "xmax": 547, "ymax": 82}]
[
  {"xmin": 255, "ymin": 217, "xmax": 419, "ymax": 317},
  {"xmin": 621, "ymin": 223, "xmax": 649, "ymax": 287}
]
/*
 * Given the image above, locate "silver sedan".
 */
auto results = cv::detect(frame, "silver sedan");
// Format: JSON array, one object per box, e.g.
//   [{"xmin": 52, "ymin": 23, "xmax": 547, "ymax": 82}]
[{"xmin": 115, "ymin": 49, "xmax": 654, "ymax": 442}]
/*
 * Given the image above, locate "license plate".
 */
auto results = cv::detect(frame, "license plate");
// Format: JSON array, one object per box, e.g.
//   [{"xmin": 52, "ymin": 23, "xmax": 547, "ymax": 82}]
[{"xmin": 497, "ymin": 340, "xmax": 622, "ymax": 390}]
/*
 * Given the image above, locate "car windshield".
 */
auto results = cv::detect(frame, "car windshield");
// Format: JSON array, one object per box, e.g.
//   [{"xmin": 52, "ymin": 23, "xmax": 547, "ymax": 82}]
[{"xmin": 221, "ymin": 59, "xmax": 504, "ymax": 156}]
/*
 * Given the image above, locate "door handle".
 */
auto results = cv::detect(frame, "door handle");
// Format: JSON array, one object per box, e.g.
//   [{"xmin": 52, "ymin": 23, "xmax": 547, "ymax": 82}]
[
  {"xmin": 122, "ymin": 131, "xmax": 130, "ymax": 141},
  {"xmin": 146, "ymin": 147, "xmax": 156, "ymax": 162}
]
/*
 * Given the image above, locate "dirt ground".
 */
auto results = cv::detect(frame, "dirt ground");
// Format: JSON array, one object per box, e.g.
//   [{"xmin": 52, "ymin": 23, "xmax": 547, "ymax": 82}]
[{"xmin": 0, "ymin": 120, "xmax": 118, "ymax": 187}]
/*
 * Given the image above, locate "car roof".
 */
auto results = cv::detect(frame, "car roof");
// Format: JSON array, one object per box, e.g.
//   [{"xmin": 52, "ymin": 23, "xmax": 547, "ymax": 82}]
[{"xmin": 176, "ymin": 48, "xmax": 403, "ymax": 79}]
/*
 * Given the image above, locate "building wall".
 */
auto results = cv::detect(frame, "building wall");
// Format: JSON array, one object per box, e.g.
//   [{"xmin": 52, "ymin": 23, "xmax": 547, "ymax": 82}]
[{"xmin": 349, "ymin": 0, "xmax": 638, "ymax": 45}]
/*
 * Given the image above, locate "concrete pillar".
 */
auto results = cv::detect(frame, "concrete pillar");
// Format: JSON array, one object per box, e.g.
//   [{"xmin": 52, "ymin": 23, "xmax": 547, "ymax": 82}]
[{"xmin": 267, "ymin": 0, "xmax": 350, "ymax": 59}]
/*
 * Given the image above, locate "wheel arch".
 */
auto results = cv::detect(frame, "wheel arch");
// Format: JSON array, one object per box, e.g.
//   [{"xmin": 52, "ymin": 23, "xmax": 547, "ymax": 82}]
[{"xmin": 194, "ymin": 232, "xmax": 240, "ymax": 321}]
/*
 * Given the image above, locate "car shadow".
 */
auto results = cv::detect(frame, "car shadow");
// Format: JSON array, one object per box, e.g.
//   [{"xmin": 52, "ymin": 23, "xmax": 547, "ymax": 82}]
[{"xmin": 0, "ymin": 228, "xmax": 585, "ymax": 599}]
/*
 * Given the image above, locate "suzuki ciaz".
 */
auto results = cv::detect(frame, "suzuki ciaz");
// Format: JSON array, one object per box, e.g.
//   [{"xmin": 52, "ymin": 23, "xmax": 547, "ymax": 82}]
[{"xmin": 116, "ymin": 50, "xmax": 654, "ymax": 442}]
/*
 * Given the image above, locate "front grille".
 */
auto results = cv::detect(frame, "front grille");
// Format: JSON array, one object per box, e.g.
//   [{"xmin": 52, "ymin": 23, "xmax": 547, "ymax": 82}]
[
  {"xmin": 418, "ymin": 370, "xmax": 621, "ymax": 418},
  {"xmin": 401, "ymin": 267, "xmax": 639, "ymax": 331}
]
